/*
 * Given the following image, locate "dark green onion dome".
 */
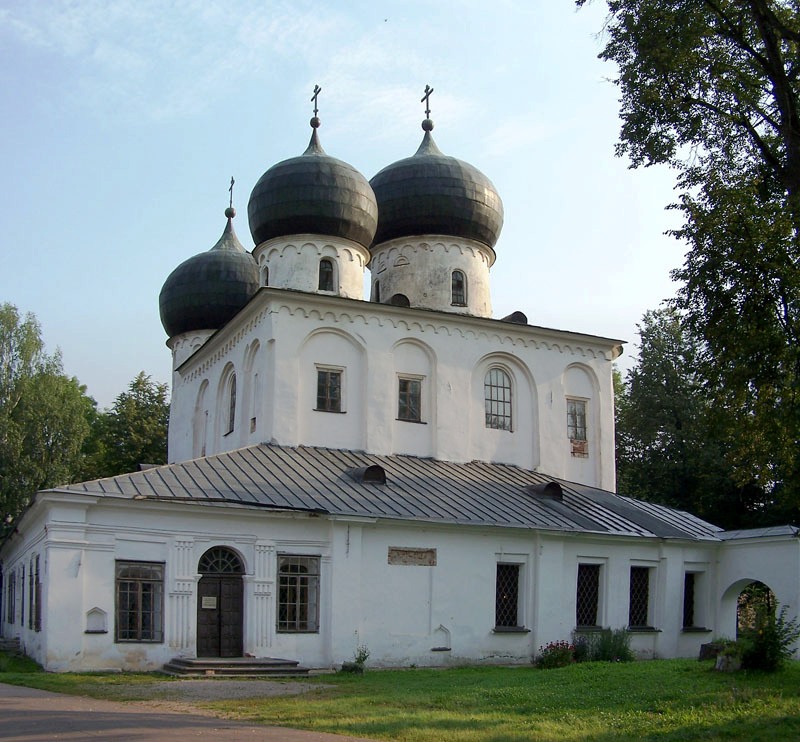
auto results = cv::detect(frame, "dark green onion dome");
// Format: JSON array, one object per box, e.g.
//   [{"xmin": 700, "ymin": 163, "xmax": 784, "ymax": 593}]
[
  {"xmin": 159, "ymin": 208, "xmax": 259, "ymax": 338},
  {"xmin": 369, "ymin": 119, "xmax": 504, "ymax": 249},
  {"xmin": 247, "ymin": 119, "xmax": 378, "ymax": 249}
]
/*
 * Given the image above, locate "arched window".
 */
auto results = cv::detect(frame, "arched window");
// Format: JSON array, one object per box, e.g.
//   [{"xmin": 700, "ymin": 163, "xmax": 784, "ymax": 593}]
[
  {"xmin": 226, "ymin": 374, "xmax": 236, "ymax": 435},
  {"xmin": 484, "ymin": 367, "xmax": 512, "ymax": 431},
  {"xmin": 451, "ymin": 270, "xmax": 467, "ymax": 306},
  {"xmin": 198, "ymin": 546, "xmax": 244, "ymax": 574},
  {"xmin": 373, "ymin": 281, "xmax": 380, "ymax": 303},
  {"xmin": 318, "ymin": 258, "xmax": 334, "ymax": 291},
  {"xmin": 262, "ymin": 265, "xmax": 269, "ymax": 286}
]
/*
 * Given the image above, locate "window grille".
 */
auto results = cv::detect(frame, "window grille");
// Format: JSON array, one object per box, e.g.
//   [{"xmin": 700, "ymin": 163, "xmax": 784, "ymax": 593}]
[
  {"xmin": 576, "ymin": 564, "xmax": 600, "ymax": 627},
  {"xmin": 683, "ymin": 573, "xmax": 696, "ymax": 628},
  {"xmin": 398, "ymin": 378, "xmax": 422, "ymax": 422},
  {"xmin": 115, "ymin": 562, "xmax": 164, "ymax": 642},
  {"xmin": 316, "ymin": 369, "xmax": 342, "ymax": 412},
  {"xmin": 278, "ymin": 555, "xmax": 320, "ymax": 633},
  {"xmin": 198, "ymin": 547, "xmax": 244, "ymax": 574},
  {"xmin": 629, "ymin": 566, "xmax": 650, "ymax": 628},
  {"xmin": 451, "ymin": 270, "xmax": 466, "ymax": 306},
  {"xmin": 485, "ymin": 368, "xmax": 512, "ymax": 431},
  {"xmin": 318, "ymin": 259, "xmax": 334, "ymax": 291},
  {"xmin": 495, "ymin": 563, "xmax": 521, "ymax": 628}
]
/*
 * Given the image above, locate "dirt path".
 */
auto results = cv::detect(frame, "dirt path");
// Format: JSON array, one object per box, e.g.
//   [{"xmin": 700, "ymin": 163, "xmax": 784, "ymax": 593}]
[{"xmin": 0, "ymin": 681, "xmax": 372, "ymax": 741}]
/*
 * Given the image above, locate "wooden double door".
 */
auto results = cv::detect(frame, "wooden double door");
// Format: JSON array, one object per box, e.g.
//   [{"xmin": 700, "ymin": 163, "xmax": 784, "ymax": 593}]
[{"xmin": 196, "ymin": 563, "xmax": 244, "ymax": 658}]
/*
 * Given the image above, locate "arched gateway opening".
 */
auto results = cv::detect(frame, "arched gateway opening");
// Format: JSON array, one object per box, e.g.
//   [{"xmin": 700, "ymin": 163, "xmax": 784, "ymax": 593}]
[{"xmin": 196, "ymin": 547, "xmax": 244, "ymax": 658}]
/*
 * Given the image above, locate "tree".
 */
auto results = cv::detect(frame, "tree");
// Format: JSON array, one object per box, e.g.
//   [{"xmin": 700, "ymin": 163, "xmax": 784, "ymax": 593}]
[
  {"xmin": 579, "ymin": 0, "xmax": 800, "ymax": 513},
  {"xmin": 97, "ymin": 372, "xmax": 169, "ymax": 477},
  {"xmin": 0, "ymin": 304, "xmax": 93, "ymax": 524},
  {"xmin": 615, "ymin": 307, "xmax": 766, "ymax": 528}
]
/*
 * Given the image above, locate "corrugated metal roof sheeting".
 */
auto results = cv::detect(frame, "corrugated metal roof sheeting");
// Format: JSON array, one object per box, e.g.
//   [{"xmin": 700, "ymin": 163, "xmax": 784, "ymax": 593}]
[{"xmin": 62, "ymin": 444, "xmax": 723, "ymax": 541}]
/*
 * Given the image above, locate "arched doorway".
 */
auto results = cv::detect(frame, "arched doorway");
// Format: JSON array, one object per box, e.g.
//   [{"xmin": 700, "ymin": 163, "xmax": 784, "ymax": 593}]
[
  {"xmin": 737, "ymin": 581, "xmax": 776, "ymax": 637},
  {"xmin": 196, "ymin": 547, "xmax": 244, "ymax": 658}
]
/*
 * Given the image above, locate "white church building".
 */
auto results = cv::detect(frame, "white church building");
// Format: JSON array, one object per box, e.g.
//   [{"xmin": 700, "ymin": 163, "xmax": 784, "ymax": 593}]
[{"xmin": 2, "ymin": 93, "xmax": 800, "ymax": 672}]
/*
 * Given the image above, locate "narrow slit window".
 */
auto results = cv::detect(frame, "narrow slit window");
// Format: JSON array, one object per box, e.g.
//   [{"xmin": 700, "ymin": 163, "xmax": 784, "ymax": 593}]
[
  {"xmin": 226, "ymin": 374, "xmax": 237, "ymax": 435},
  {"xmin": 451, "ymin": 270, "xmax": 466, "ymax": 306},
  {"xmin": 318, "ymin": 259, "xmax": 334, "ymax": 291}
]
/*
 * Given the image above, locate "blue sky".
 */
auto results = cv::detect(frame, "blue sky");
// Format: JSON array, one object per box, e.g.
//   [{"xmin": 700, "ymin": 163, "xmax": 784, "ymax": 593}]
[{"xmin": 0, "ymin": 0, "xmax": 683, "ymax": 409}]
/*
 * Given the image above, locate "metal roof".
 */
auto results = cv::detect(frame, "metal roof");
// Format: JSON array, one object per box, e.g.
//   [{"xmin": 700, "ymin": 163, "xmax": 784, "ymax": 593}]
[
  {"xmin": 60, "ymin": 444, "xmax": 723, "ymax": 541},
  {"xmin": 718, "ymin": 525, "xmax": 800, "ymax": 541}
]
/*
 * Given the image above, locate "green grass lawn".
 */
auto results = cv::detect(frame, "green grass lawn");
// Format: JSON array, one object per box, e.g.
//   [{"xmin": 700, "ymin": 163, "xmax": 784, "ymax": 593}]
[{"xmin": 3, "ymin": 655, "xmax": 800, "ymax": 740}]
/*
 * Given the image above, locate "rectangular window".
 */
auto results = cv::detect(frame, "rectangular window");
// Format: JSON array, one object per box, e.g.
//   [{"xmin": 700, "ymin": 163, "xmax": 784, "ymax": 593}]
[
  {"xmin": 567, "ymin": 398, "xmax": 588, "ymax": 457},
  {"xmin": 19, "ymin": 565, "xmax": 24, "ymax": 627},
  {"xmin": 683, "ymin": 572, "xmax": 696, "ymax": 628},
  {"xmin": 576, "ymin": 563, "xmax": 600, "ymax": 627},
  {"xmin": 398, "ymin": 377, "xmax": 422, "ymax": 422},
  {"xmin": 28, "ymin": 558, "xmax": 34, "ymax": 630},
  {"xmin": 628, "ymin": 566, "xmax": 651, "ymax": 628},
  {"xmin": 316, "ymin": 369, "xmax": 342, "ymax": 412},
  {"xmin": 278, "ymin": 555, "xmax": 320, "ymax": 633},
  {"xmin": 34, "ymin": 555, "xmax": 41, "ymax": 632},
  {"xmin": 115, "ymin": 561, "xmax": 164, "ymax": 642},
  {"xmin": 495, "ymin": 563, "xmax": 521, "ymax": 628},
  {"xmin": 6, "ymin": 571, "xmax": 15, "ymax": 624}
]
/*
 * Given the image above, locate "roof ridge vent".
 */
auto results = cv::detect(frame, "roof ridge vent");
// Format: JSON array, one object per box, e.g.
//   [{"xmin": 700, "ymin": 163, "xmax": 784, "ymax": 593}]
[
  {"xmin": 347, "ymin": 465, "xmax": 387, "ymax": 485},
  {"xmin": 526, "ymin": 481, "xmax": 563, "ymax": 501}
]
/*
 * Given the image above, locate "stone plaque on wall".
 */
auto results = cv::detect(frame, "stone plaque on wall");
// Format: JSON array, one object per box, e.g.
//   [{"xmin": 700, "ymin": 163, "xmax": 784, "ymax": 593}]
[{"xmin": 387, "ymin": 547, "xmax": 437, "ymax": 566}]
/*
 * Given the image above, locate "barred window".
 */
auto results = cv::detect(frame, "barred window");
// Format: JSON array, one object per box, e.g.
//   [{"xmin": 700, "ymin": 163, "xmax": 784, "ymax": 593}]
[
  {"xmin": 629, "ymin": 566, "xmax": 651, "ymax": 628},
  {"xmin": 278, "ymin": 555, "xmax": 320, "ymax": 633},
  {"xmin": 318, "ymin": 259, "xmax": 334, "ymax": 291},
  {"xmin": 398, "ymin": 377, "xmax": 422, "ymax": 422},
  {"xmin": 485, "ymin": 368, "xmax": 512, "ymax": 431},
  {"xmin": 316, "ymin": 369, "xmax": 342, "ymax": 412},
  {"xmin": 576, "ymin": 564, "xmax": 600, "ymax": 627},
  {"xmin": 451, "ymin": 270, "xmax": 467, "ymax": 306},
  {"xmin": 495, "ymin": 563, "xmax": 521, "ymax": 628},
  {"xmin": 683, "ymin": 573, "xmax": 696, "ymax": 628},
  {"xmin": 115, "ymin": 561, "xmax": 164, "ymax": 643}
]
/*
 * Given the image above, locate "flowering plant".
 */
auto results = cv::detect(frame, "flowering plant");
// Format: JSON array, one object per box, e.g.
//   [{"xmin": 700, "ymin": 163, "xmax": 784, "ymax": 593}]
[{"xmin": 534, "ymin": 640, "xmax": 575, "ymax": 669}]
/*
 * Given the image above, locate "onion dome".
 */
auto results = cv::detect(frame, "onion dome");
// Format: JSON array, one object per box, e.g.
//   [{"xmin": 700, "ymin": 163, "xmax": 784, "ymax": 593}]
[
  {"xmin": 159, "ymin": 207, "xmax": 259, "ymax": 338},
  {"xmin": 247, "ymin": 117, "xmax": 378, "ymax": 249},
  {"xmin": 369, "ymin": 118, "xmax": 504, "ymax": 249}
]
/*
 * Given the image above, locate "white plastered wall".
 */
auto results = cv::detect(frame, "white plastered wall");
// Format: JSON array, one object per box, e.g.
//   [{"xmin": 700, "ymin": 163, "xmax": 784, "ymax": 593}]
[{"xmin": 167, "ymin": 292, "xmax": 619, "ymax": 490}]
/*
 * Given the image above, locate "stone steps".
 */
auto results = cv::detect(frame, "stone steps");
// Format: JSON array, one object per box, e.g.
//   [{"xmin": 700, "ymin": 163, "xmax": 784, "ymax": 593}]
[
  {"xmin": 162, "ymin": 656, "xmax": 309, "ymax": 677},
  {"xmin": 0, "ymin": 638, "xmax": 21, "ymax": 655}
]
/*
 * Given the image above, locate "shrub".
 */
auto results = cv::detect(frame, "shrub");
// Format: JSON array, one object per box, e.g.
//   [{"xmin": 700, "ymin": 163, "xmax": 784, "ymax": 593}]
[
  {"xmin": 575, "ymin": 629, "xmax": 635, "ymax": 663},
  {"xmin": 739, "ymin": 605, "xmax": 800, "ymax": 672},
  {"xmin": 535, "ymin": 640, "xmax": 575, "ymax": 669}
]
